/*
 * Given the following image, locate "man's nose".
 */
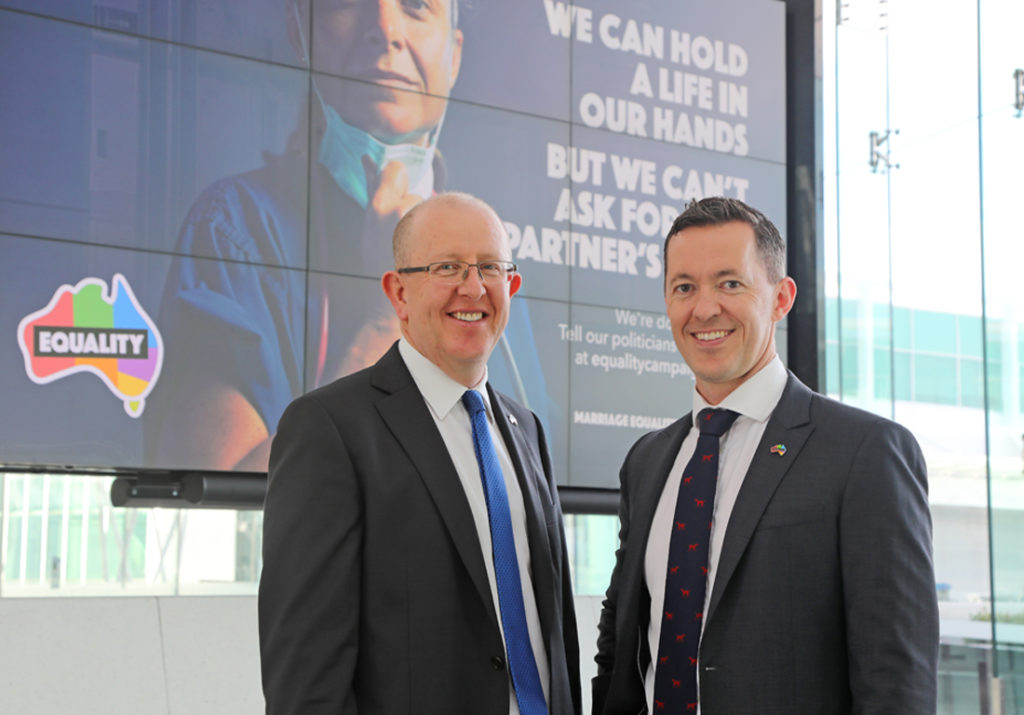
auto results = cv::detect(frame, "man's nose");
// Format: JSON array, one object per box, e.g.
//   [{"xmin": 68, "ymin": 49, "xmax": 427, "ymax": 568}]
[
  {"xmin": 692, "ymin": 289, "xmax": 722, "ymax": 320},
  {"xmin": 457, "ymin": 266, "xmax": 487, "ymax": 298},
  {"xmin": 363, "ymin": 0, "xmax": 404, "ymax": 49}
]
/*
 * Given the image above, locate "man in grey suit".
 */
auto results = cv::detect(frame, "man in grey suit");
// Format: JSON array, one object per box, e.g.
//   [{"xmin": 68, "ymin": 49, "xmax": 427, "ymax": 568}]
[
  {"xmin": 592, "ymin": 197, "xmax": 938, "ymax": 714},
  {"xmin": 259, "ymin": 192, "xmax": 581, "ymax": 714}
]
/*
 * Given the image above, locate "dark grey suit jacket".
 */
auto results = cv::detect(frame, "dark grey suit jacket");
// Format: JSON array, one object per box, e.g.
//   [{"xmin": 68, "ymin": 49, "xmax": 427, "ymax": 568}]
[
  {"xmin": 260, "ymin": 342, "xmax": 581, "ymax": 714},
  {"xmin": 592, "ymin": 373, "xmax": 938, "ymax": 714}
]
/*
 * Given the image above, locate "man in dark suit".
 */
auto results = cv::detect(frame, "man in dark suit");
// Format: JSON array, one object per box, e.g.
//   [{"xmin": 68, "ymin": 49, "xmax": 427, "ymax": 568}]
[
  {"xmin": 592, "ymin": 197, "xmax": 938, "ymax": 714},
  {"xmin": 259, "ymin": 192, "xmax": 581, "ymax": 714}
]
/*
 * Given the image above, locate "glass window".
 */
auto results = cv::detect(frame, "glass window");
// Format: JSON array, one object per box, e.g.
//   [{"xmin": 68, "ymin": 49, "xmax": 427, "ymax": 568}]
[
  {"xmin": 1, "ymin": 472, "xmax": 621, "ymax": 601},
  {"xmin": 872, "ymin": 302, "xmax": 892, "ymax": 349},
  {"xmin": 564, "ymin": 513, "xmax": 619, "ymax": 597},
  {"xmin": 959, "ymin": 315, "xmax": 983, "ymax": 358},
  {"xmin": 913, "ymin": 310, "xmax": 957, "ymax": 355},
  {"xmin": 893, "ymin": 351, "xmax": 912, "ymax": 402},
  {"xmin": 840, "ymin": 344, "xmax": 859, "ymax": 398},
  {"xmin": 959, "ymin": 359, "xmax": 985, "ymax": 409},
  {"xmin": 0, "ymin": 473, "xmax": 262, "ymax": 597},
  {"xmin": 913, "ymin": 355, "xmax": 958, "ymax": 406},
  {"xmin": 825, "ymin": 0, "xmax": 1024, "ymax": 708},
  {"xmin": 986, "ymin": 327, "xmax": 1005, "ymax": 413},
  {"xmin": 893, "ymin": 305, "xmax": 912, "ymax": 350},
  {"xmin": 873, "ymin": 347, "xmax": 893, "ymax": 402}
]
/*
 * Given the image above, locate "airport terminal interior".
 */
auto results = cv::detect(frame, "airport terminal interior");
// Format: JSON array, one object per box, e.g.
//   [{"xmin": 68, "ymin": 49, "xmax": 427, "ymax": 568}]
[{"xmin": 1, "ymin": 0, "xmax": 1022, "ymax": 713}]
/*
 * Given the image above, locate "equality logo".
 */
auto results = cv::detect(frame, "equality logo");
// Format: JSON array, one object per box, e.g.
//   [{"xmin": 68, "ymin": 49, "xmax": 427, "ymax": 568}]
[{"xmin": 17, "ymin": 274, "xmax": 163, "ymax": 417}]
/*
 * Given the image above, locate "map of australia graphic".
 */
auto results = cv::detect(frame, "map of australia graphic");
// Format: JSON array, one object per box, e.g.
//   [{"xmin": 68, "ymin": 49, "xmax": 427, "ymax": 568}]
[{"xmin": 17, "ymin": 274, "xmax": 163, "ymax": 417}]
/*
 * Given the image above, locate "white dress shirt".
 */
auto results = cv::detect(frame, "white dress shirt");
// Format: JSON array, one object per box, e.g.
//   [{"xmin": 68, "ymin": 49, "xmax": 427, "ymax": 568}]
[
  {"xmin": 643, "ymin": 356, "xmax": 788, "ymax": 710},
  {"xmin": 398, "ymin": 339, "xmax": 550, "ymax": 715}
]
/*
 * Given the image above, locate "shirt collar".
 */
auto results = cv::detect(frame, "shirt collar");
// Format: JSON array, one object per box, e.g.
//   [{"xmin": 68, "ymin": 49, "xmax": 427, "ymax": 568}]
[
  {"xmin": 398, "ymin": 337, "xmax": 489, "ymax": 421},
  {"xmin": 691, "ymin": 355, "xmax": 788, "ymax": 427}
]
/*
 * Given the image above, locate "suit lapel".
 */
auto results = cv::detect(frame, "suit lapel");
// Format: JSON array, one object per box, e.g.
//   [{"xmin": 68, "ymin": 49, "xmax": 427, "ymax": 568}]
[
  {"xmin": 491, "ymin": 388, "xmax": 554, "ymax": 558},
  {"xmin": 490, "ymin": 385, "xmax": 569, "ymax": 663},
  {"xmin": 635, "ymin": 419, "xmax": 692, "ymax": 547},
  {"xmin": 371, "ymin": 345, "xmax": 496, "ymax": 622},
  {"xmin": 626, "ymin": 417, "xmax": 693, "ymax": 607},
  {"xmin": 706, "ymin": 374, "xmax": 815, "ymax": 623}
]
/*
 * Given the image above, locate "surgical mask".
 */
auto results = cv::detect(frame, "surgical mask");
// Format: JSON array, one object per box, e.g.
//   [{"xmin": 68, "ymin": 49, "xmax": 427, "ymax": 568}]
[{"xmin": 317, "ymin": 95, "xmax": 437, "ymax": 209}]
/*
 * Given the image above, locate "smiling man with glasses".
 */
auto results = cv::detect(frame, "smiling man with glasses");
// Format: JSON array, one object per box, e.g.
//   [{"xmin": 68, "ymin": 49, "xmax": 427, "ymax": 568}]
[{"xmin": 260, "ymin": 192, "xmax": 581, "ymax": 715}]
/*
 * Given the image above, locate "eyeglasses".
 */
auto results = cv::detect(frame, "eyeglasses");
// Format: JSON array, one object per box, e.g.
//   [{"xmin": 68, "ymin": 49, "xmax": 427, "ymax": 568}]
[{"xmin": 397, "ymin": 260, "xmax": 518, "ymax": 285}]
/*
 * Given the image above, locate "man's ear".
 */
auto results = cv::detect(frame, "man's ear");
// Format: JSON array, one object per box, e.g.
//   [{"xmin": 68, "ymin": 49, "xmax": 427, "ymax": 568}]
[
  {"xmin": 448, "ymin": 28, "xmax": 464, "ymax": 89},
  {"xmin": 772, "ymin": 276, "xmax": 797, "ymax": 321},
  {"xmin": 508, "ymin": 271, "xmax": 522, "ymax": 298},
  {"xmin": 381, "ymin": 271, "xmax": 409, "ymax": 321}
]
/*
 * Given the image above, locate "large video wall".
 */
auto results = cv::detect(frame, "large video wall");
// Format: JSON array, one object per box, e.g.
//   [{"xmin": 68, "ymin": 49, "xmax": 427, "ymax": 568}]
[{"xmin": 0, "ymin": 0, "xmax": 785, "ymax": 487}]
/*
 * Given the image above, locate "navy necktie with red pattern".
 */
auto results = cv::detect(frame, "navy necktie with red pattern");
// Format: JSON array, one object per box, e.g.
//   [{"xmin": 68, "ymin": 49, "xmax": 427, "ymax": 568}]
[{"xmin": 652, "ymin": 408, "xmax": 739, "ymax": 713}]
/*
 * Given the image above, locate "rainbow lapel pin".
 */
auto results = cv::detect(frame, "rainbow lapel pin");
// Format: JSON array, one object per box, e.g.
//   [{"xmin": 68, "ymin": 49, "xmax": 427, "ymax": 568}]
[{"xmin": 769, "ymin": 443, "xmax": 787, "ymax": 457}]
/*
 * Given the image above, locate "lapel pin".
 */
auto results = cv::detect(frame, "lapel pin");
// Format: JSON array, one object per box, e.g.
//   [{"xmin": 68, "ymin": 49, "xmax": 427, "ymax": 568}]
[
  {"xmin": 770, "ymin": 443, "xmax": 787, "ymax": 457},
  {"xmin": 508, "ymin": 414, "xmax": 518, "ymax": 426}
]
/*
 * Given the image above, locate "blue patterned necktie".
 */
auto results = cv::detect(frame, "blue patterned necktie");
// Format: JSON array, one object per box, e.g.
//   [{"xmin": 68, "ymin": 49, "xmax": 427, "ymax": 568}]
[
  {"xmin": 653, "ymin": 408, "xmax": 739, "ymax": 713},
  {"xmin": 461, "ymin": 389, "xmax": 547, "ymax": 715}
]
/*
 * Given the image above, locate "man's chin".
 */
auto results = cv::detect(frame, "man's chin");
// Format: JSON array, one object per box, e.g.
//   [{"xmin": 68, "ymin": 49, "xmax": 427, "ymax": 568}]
[
  {"xmin": 690, "ymin": 365, "xmax": 736, "ymax": 390},
  {"xmin": 338, "ymin": 104, "xmax": 443, "ymax": 146},
  {"xmin": 445, "ymin": 337, "xmax": 498, "ymax": 364}
]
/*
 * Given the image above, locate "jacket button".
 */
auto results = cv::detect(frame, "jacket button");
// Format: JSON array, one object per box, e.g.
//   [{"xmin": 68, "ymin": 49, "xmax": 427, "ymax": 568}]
[{"xmin": 491, "ymin": 655, "xmax": 506, "ymax": 671}]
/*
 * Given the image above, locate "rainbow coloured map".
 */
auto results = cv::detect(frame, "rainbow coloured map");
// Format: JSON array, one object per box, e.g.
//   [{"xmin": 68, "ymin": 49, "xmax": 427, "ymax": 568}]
[{"xmin": 17, "ymin": 274, "xmax": 163, "ymax": 417}]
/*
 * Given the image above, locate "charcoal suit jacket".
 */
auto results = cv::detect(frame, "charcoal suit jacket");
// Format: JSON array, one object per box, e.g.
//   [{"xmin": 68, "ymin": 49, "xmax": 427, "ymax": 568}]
[
  {"xmin": 592, "ymin": 373, "xmax": 938, "ymax": 714},
  {"xmin": 260, "ymin": 342, "xmax": 581, "ymax": 714}
]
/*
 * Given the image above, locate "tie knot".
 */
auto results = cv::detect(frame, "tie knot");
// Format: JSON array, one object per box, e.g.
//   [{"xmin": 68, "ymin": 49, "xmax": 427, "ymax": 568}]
[
  {"xmin": 461, "ymin": 389, "xmax": 486, "ymax": 416},
  {"xmin": 697, "ymin": 408, "xmax": 739, "ymax": 437}
]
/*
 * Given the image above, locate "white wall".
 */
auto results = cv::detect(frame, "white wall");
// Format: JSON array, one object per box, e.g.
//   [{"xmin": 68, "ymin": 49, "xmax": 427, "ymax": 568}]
[
  {"xmin": 0, "ymin": 595, "xmax": 604, "ymax": 714},
  {"xmin": 0, "ymin": 596, "xmax": 262, "ymax": 714}
]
